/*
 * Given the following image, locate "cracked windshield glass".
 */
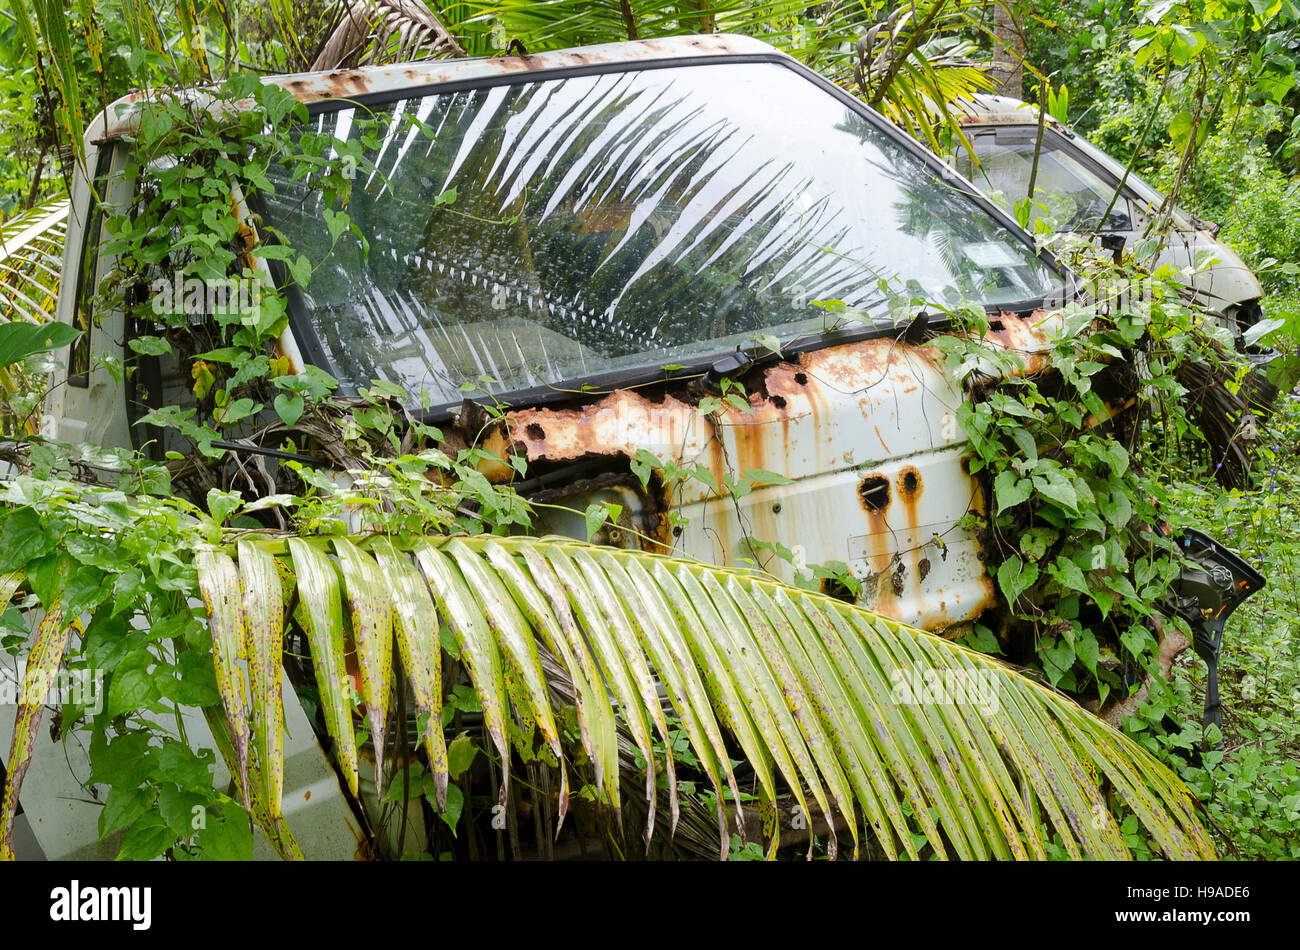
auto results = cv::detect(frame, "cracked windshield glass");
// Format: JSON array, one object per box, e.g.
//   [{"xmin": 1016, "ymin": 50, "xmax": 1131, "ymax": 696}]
[{"xmin": 265, "ymin": 61, "xmax": 1063, "ymax": 406}]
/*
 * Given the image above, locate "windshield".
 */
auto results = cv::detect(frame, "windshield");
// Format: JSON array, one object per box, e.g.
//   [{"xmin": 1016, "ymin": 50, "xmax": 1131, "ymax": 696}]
[{"xmin": 264, "ymin": 61, "xmax": 1063, "ymax": 405}]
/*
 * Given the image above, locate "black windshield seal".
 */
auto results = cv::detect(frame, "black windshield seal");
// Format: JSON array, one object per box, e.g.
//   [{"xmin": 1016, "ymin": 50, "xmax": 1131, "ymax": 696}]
[{"xmin": 412, "ymin": 310, "xmax": 958, "ymax": 423}]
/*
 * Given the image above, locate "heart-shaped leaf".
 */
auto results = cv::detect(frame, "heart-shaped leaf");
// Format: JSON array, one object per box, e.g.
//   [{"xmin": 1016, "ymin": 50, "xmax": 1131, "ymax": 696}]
[{"xmin": 274, "ymin": 393, "xmax": 304, "ymax": 427}]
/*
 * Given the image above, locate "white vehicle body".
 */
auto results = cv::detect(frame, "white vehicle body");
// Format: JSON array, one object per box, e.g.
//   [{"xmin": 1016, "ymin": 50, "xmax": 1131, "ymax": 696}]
[{"xmin": 950, "ymin": 94, "xmax": 1264, "ymax": 332}]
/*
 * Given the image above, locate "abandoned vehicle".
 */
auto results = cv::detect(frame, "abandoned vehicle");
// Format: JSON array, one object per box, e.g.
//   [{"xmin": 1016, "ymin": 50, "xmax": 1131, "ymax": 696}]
[{"xmin": 0, "ymin": 34, "xmax": 1263, "ymax": 860}]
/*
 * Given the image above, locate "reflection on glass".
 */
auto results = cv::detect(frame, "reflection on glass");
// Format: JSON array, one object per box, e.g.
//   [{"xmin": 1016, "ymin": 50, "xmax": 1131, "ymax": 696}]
[
  {"xmin": 264, "ymin": 63, "xmax": 1063, "ymax": 405},
  {"xmin": 956, "ymin": 129, "xmax": 1131, "ymax": 233}
]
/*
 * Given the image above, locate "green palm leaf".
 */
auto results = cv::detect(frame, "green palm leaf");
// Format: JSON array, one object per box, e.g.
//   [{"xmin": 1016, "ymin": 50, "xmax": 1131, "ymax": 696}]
[
  {"xmin": 202, "ymin": 535, "xmax": 1214, "ymax": 860},
  {"xmin": 195, "ymin": 549, "xmax": 252, "ymax": 815},
  {"xmin": 374, "ymin": 538, "xmax": 450, "ymax": 808},
  {"xmin": 287, "ymin": 537, "xmax": 360, "ymax": 797}
]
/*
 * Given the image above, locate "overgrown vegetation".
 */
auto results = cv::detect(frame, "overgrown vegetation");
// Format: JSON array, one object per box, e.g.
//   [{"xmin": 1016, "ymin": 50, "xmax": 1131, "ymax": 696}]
[{"xmin": 0, "ymin": 0, "xmax": 1297, "ymax": 861}]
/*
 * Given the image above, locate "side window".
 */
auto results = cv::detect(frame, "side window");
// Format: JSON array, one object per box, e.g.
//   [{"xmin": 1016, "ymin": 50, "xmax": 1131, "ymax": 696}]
[
  {"xmin": 960, "ymin": 129, "xmax": 1132, "ymax": 234},
  {"xmin": 68, "ymin": 148, "xmax": 113, "ymax": 387},
  {"xmin": 124, "ymin": 153, "xmax": 206, "ymax": 460}
]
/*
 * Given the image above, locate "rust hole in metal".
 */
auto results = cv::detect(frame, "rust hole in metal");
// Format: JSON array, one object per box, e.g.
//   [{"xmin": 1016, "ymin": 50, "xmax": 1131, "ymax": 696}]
[
  {"xmin": 525, "ymin": 423, "xmax": 545, "ymax": 441},
  {"xmin": 900, "ymin": 469, "xmax": 920, "ymax": 495},
  {"xmin": 770, "ymin": 395, "xmax": 787, "ymax": 409},
  {"xmin": 859, "ymin": 475, "xmax": 889, "ymax": 511},
  {"xmin": 793, "ymin": 372, "xmax": 808, "ymax": 385}
]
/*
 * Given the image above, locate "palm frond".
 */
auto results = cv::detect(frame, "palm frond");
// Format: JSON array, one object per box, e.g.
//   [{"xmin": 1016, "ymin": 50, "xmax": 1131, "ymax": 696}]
[
  {"xmin": 312, "ymin": 0, "xmax": 464, "ymax": 71},
  {"xmin": 461, "ymin": 0, "xmax": 815, "ymax": 53},
  {"xmin": 200, "ymin": 535, "xmax": 1213, "ymax": 860},
  {"xmin": 0, "ymin": 195, "xmax": 70, "ymax": 327},
  {"xmin": 851, "ymin": 4, "xmax": 998, "ymax": 155},
  {"xmin": 0, "ymin": 584, "xmax": 73, "ymax": 862}
]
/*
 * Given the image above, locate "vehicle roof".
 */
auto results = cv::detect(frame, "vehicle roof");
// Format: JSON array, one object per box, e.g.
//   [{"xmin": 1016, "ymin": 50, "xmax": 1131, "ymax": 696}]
[
  {"xmin": 953, "ymin": 93, "xmax": 1071, "ymax": 134},
  {"xmin": 89, "ymin": 34, "xmax": 788, "ymax": 144}
]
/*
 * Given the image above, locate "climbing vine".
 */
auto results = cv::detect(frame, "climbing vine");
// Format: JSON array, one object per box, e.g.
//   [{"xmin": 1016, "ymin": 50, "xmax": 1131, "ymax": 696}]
[{"xmin": 930, "ymin": 243, "xmax": 1262, "ymax": 715}]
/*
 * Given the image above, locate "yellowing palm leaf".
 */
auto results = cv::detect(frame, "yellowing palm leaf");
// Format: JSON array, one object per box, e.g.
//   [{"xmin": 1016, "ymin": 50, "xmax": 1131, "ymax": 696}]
[
  {"xmin": 199, "ymin": 534, "xmax": 1213, "ymax": 861},
  {"xmin": 312, "ymin": 0, "xmax": 464, "ymax": 70},
  {"xmin": 0, "ymin": 196, "xmax": 70, "ymax": 327}
]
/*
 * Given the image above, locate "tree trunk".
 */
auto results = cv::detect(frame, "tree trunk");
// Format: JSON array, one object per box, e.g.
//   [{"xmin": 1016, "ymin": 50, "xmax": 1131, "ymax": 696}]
[{"xmin": 990, "ymin": 2, "xmax": 1024, "ymax": 98}]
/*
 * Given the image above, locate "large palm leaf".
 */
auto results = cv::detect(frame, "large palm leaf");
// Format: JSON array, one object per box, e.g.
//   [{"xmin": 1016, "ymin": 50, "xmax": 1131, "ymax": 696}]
[
  {"xmin": 0, "ymin": 195, "xmax": 71, "ymax": 435},
  {"xmin": 0, "ymin": 195, "xmax": 70, "ymax": 327},
  {"xmin": 0, "ymin": 533, "xmax": 1217, "ymax": 860},
  {"xmin": 188, "ymin": 534, "xmax": 1211, "ymax": 860},
  {"xmin": 845, "ymin": 1, "xmax": 1013, "ymax": 156},
  {"xmin": 311, "ymin": 0, "xmax": 464, "ymax": 70}
]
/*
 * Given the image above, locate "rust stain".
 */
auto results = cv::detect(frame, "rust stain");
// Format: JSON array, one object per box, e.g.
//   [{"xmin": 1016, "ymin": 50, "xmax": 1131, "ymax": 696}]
[
  {"xmin": 986, "ymin": 310, "xmax": 1053, "ymax": 374},
  {"xmin": 895, "ymin": 465, "xmax": 925, "ymax": 608},
  {"xmin": 95, "ymin": 34, "xmax": 782, "ymax": 141},
  {"xmin": 704, "ymin": 425, "xmax": 733, "ymax": 563},
  {"xmin": 234, "ymin": 202, "xmax": 259, "ymax": 269},
  {"xmin": 505, "ymin": 390, "xmax": 705, "ymax": 463},
  {"xmin": 873, "ymin": 424, "xmax": 891, "ymax": 455},
  {"xmin": 766, "ymin": 337, "xmax": 920, "ymax": 399},
  {"xmin": 864, "ymin": 507, "xmax": 897, "ymax": 613}
]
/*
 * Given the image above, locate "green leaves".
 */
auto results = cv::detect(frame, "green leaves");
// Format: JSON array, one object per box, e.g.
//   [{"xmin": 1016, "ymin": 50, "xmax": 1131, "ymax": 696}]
[
  {"xmin": 105, "ymin": 648, "xmax": 155, "ymax": 719},
  {"xmin": 583, "ymin": 501, "xmax": 622, "ymax": 541},
  {"xmin": 273, "ymin": 393, "xmax": 304, "ymax": 427},
  {"xmin": 935, "ymin": 287, "xmax": 1204, "ymax": 702},
  {"xmin": 127, "ymin": 334, "xmax": 172, "ymax": 356},
  {"xmin": 447, "ymin": 733, "xmax": 478, "ymax": 778},
  {"xmin": 0, "ymin": 507, "xmax": 56, "ymax": 571},
  {"xmin": 994, "ymin": 470, "xmax": 1032, "ymax": 513},
  {"xmin": 997, "ymin": 555, "xmax": 1039, "ymax": 606},
  {"xmin": 1031, "ymin": 468, "xmax": 1080, "ymax": 514},
  {"xmin": 0, "ymin": 318, "xmax": 78, "ymax": 368},
  {"xmin": 99, "ymin": 786, "xmax": 154, "ymax": 839}
]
